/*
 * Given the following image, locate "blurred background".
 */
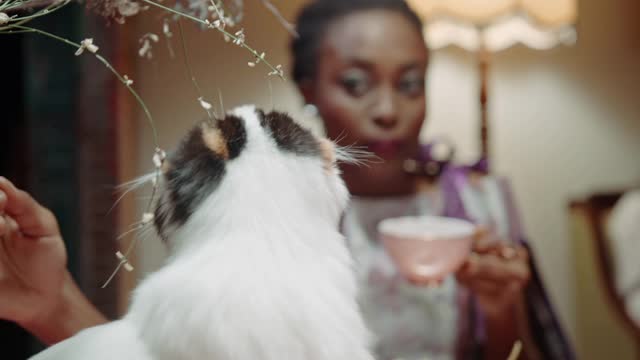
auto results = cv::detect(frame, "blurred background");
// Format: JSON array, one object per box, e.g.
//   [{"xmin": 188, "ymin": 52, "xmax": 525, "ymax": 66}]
[{"xmin": 1, "ymin": 0, "xmax": 639, "ymax": 358}]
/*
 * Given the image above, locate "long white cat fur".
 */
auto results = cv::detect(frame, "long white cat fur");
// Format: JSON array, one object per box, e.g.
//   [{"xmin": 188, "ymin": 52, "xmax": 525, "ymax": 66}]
[{"xmin": 30, "ymin": 105, "xmax": 374, "ymax": 360}]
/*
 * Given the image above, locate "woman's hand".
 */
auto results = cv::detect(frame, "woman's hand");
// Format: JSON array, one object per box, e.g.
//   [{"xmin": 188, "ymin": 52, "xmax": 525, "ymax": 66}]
[
  {"xmin": 0, "ymin": 177, "xmax": 68, "ymax": 327},
  {"xmin": 0, "ymin": 177, "xmax": 107, "ymax": 344},
  {"xmin": 456, "ymin": 228, "xmax": 530, "ymax": 318},
  {"xmin": 456, "ymin": 228, "xmax": 532, "ymax": 358}
]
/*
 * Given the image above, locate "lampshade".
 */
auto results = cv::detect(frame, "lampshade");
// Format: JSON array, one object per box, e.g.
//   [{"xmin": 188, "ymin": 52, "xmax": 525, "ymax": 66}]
[
  {"xmin": 407, "ymin": 0, "xmax": 578, "ymax": 52},
  {"xmin": 406, "ymin": 0, "xmax": 578, "ymax": 166}
]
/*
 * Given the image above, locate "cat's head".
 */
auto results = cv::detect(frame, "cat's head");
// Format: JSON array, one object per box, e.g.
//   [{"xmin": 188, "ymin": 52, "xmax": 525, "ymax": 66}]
[{"xmin": 153, "ymin": 105, "xmax": 355, "ymax": 245}]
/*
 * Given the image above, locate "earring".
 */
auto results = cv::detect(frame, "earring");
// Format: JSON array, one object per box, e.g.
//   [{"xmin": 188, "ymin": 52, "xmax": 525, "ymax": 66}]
[{"xmin": 303, "ymin": 103, "xmax": 319, "ymax": 118}]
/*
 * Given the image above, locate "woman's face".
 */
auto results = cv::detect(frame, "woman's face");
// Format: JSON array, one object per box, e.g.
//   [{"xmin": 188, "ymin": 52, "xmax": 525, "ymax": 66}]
[{"xmin": 303, "ymin": 9, "xmax": 428, "ymax": 195}]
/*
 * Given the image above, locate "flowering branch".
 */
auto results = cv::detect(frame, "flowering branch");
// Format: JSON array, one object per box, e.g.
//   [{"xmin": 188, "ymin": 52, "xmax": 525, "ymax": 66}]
[
  {"xmin": 0, "ymin": 0, "xmax": 71, "ymax": 30},
  {"xmin": 139, "ymin": 0, "xmax": 285, "ymax": 79},
  {"xmin": 4, "ymin": 22, "xmax": 165, "ymax": 286},
  {"xmin": 207, "ymin": 0, "xmax": 225, "ymax": 27},
  {"xmin": 3, "ymin": 0, "xmax": 292, "ymax": 287},
  {"xmin": 0, "ymin": 0, "xmax": 52, "ymax": 12}
]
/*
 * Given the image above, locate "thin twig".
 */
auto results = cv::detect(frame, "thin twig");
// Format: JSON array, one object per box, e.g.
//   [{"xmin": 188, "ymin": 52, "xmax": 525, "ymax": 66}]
[
  {"xmin": 164, "ymin": 20, "xmax": 176, "ymax": 59},
  {"xmin": 259, "ymin": 0, "xmax": 297, "ymax": 38},
  {"xmin": 177, "ymin": 18, "xmax": 216, "ymax": 118},
  {"xmin": 1, "ymin": 0, "xmax": 51, "ymax": 12},
  {"xmin": 507, "ymin": 340, "xmax": 523, "ymax": 360},
  {"xmin": 208, "ymin": 0, "xmax": 225, "ymax": 26},
  {"xmin": 96, "ymin": 53, "xmax": 159, "ymax": 146},
  {"xmin": 0, "ymin": 0, "xmax": 70, "ymax": 31},
  {"xmin": 139, "ymin": 0, "xmax": 285, "ymax": 80},
  {"xmin": 0, "ymin": 29, "xmax": 34, "ymax": 34},
  {"xmin": 9, "ymin": 24, "xmax": 159, "ymax": 147},
  {"xmin": 268, "ymin": 78, "xmax": 273, "ymax": 110}
]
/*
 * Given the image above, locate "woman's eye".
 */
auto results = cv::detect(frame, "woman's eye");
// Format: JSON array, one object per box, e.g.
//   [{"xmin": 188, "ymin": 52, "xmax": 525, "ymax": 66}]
[
  {"xmin": 398, "ymin": 76, "xmax": 425, "ymax": 97},
  {"xmin": 339, "ymin": 71, "xmax": 371, "ymax": 97}
]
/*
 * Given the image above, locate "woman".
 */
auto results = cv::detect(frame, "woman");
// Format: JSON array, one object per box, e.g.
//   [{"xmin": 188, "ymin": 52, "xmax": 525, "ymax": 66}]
[
  {"xmin": 290, "ymin": 1, "xmax": 572, "ymax": 359},
  {"xmin": 0, "ymin": 0, "xmax": 572, "ymax": 359}
]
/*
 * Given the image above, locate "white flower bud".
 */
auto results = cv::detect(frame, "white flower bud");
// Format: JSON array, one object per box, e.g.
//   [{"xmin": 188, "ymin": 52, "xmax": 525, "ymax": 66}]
[
  {"xmin": 153, "ymin": 148, "xmax": 166, "ymax": 168},
  {"xmin": 198, "ymin": 97, "xmax": 213, "ymax": 110},
  {"xmin": 163, "ymin": 20, "xmax": 172, "ymax": 37},
  {"xmin": 81, "ymin": 38, "xmax": 99, "ymax": 53},
  {"xmin": 0, "ymin": 12, "xmax": 11, "ymax": 25},
  {"xmin": 141, "ymin": 212, "xmax": 154, "ymax": 224}
]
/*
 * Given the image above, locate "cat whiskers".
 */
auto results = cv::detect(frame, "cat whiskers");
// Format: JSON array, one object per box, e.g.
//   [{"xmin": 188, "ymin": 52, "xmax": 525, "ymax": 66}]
[
  {"xmin": 331, "ymin": 131, "xmax": 380, "ymax": 167},
  {"xmin": 218, "ymin": 88, "xmax": 225, "ymax": 114},
  {"xmin": 107, "ymin": 172, "xmax": 157, "ymax": 215},
  {"xmin": 330, "ymin": 131, "xmax": 381, "ymax": 167},
  {"xmin": 102, "ymin": 213, "xmax": 155, "ymax": 288},
  {"xmin": 103, "ymin": 171, "xmax": 159, "ymax": 289},
  {"xmin": 116, "ymin": 219, "xmax": 153, "ymax": 241},
  {"xmin": 332, "ymin": 129, "xmax": 348, "ymax": 146},
  {"xmin": 335, "ymin": 143, "xmax": 381, "ymax": 168}
]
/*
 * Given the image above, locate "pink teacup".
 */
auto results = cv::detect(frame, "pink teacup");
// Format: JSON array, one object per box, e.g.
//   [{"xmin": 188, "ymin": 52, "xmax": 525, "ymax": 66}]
[{"xmin": 378, "ymin": 215, "xmax": 475, "ymax": 282}]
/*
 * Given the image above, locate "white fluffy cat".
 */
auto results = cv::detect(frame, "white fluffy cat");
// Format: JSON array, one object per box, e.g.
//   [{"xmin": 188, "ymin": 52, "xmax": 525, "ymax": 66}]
[{"xmin": 31, "ymin": 105, "xmax": 373, "ymax": 360}]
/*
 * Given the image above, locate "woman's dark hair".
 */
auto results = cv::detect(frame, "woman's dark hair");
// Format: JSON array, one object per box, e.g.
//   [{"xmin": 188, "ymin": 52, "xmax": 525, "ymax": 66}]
[{"xmin": 290, "ymin": 0, "xmax": 424, "ymax": 85}]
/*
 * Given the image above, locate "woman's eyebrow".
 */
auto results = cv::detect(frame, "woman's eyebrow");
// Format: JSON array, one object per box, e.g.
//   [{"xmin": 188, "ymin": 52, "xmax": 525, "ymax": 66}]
[
  {"xmin": 398, "ymin": 62, "xmax": 426, "ymax": 73},
  {"xmin": 335, "ymin": 56, "xmax": 376, "ymax": 70}
]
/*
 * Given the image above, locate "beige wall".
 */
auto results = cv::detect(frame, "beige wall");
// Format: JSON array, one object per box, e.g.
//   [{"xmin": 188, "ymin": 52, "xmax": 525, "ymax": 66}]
[
  {"xmin": 131, "ymin": 0, "xmax": 640, "ymax": 351},
  {"xmin": 425, "ymin": 0, "xmax": 640, "ymax": 349}
]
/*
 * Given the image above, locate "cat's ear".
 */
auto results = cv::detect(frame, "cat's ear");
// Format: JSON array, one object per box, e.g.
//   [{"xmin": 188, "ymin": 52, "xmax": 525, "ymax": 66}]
[
  {"xmin": 198, "ymin": 115, "xmax": 247, "ymax": 160},
  {"xmin": 214, "ymin": 115, "xmax": 247, "ymax": 160},
  {"xmin": 318, "ymin": 138, "xmax": 336, "ymax": 173},
  {"xmin": 201, "ymin": 121, "xmax": 230, "ymax": 160}
]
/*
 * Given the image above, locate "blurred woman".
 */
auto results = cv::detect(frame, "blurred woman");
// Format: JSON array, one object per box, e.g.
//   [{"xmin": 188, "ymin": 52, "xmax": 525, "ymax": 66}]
[{"xmin": 0, "ymin": 1, "xmax": 573, "ymax": 359}]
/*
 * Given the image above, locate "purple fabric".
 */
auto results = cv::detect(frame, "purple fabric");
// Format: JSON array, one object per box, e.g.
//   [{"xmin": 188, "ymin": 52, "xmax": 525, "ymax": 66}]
[
  {"xmin": 436, "ymin": 164, "xmax": 575, "ymax": 360},
  {"xmin": 467, "ymin": 156, "xmax": 490, "ymax": 174}
]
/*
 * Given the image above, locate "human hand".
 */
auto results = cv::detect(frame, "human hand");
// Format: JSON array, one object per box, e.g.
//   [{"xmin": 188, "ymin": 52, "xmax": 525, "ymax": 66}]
[
  {"xmin": 456, "ymin": 227, "xmax": 530, "ymax": 318},
  {"xmin": 0, "ymin": 176, "xmax": 68, "ymax": 327}
]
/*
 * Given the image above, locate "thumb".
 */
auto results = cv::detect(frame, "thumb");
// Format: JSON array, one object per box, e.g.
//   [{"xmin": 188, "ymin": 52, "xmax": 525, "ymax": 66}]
[
  {"xmin": 472, "ymin": 225, "xmax": 504, "ymax": 253},
  {"xmin": 473, "ymin": 225, "xmax": 489, "ymax": 241}
]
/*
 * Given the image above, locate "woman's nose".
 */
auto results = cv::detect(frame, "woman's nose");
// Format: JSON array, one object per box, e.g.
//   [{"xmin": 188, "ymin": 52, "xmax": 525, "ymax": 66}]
[{"xmin": 371, "ymin": 87, "xmax": 398, "ymax": 130}]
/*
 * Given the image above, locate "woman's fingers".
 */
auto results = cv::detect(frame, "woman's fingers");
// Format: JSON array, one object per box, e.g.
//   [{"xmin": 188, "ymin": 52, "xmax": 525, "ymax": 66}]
[
  {"xmin": 463, "ymin": 278, "xmax": 503, "ymax": 296},
  {"xmin": 0, "ymin": 177, "xmax": 25, "ymax": 215},
  {"xmin": 472, "ymin": 226, "xmax": 505, "ymax": 253},
  {"xmin": 0, "ymin": 188, "xmax": 7, "ymax": 214},
  {"xmin": 0, "ymin": 215, "xmax": 6, "ymax": 238},
  {"xmin": 5, "ymin": 215, "xmax": 19, "ymax": 235},
  {"xmin": 0, "ymin": 177, "xmax": 58, "ymax": 238},
  {"xmin": 0, "ymin": 215, "xmax": 25, "ymax": 260},
  {"xmin": 457, "ymin": 251, "xmax": 529, "ymax": 284},
  {"xmin": 0, "ymin": 188, "xmax": 7, "ymax": 237}
]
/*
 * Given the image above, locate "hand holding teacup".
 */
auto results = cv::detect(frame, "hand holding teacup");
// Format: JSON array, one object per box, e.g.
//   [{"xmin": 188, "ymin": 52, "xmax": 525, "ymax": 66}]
[
  {"xmin": 456, "ymin": 226, "xmax": 530, "ymax": 318},
  {"xmin": 379, "ymin": 217, "xmax": 530, "ymax": 314}
]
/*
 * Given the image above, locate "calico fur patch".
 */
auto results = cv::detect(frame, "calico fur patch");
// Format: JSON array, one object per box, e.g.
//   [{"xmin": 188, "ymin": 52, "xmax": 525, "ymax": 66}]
[
  {"xmin": 257, "ymin": 110, "xmax": 320, "ymax": 157},
  {"xmin": 156, "ymin": 115, "xmax": 248, "ymax": 234}
]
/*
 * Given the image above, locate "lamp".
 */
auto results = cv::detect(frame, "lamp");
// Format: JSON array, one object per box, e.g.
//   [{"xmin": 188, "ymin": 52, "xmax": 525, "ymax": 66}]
[{"xmin": 407, "ymin": 0, "xmax": 578, "ymax": 170}]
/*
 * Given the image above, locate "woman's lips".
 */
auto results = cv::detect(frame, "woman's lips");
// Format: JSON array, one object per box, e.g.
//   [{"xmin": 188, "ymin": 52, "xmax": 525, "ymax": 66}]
[{"xmin": 366, "ymin": 140, "xmax": 406, "ymax": 158}]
